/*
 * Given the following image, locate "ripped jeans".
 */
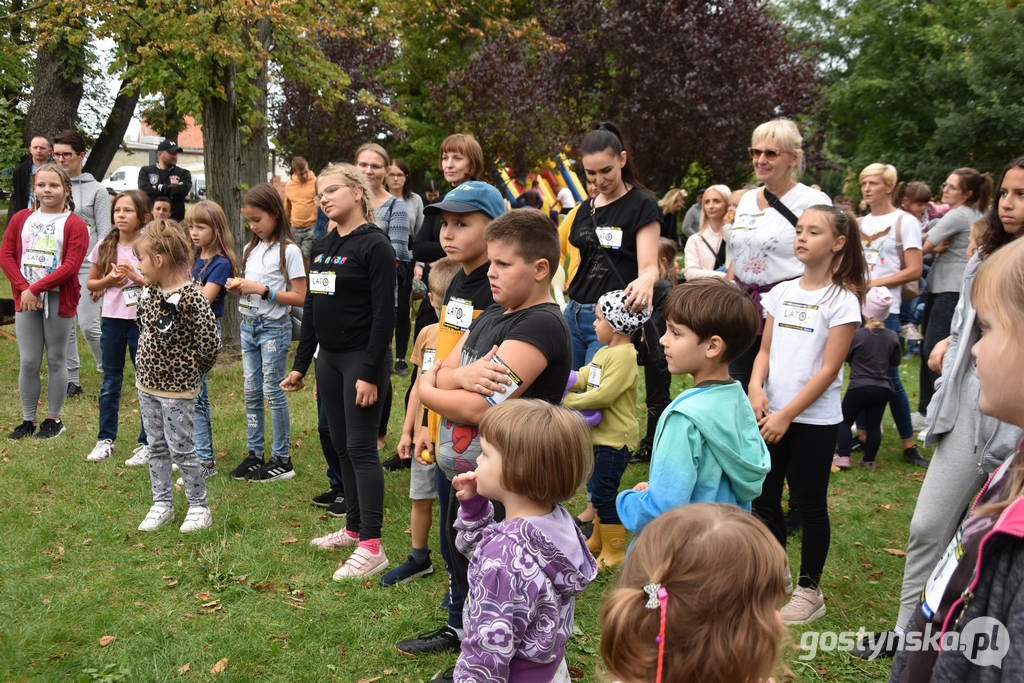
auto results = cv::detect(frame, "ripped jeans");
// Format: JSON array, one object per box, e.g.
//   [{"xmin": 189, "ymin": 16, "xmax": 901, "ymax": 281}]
[{"xmin": 241, "ymin": 315, "xmax": 292, "ymax": 461}]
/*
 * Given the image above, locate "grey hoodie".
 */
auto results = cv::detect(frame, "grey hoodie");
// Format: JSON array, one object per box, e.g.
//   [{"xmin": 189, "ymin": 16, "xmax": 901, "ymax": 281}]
[
  {"xmin": 926, "ymin": 253, "xmax": 1023, "ymax": 473},
  {"xmin": 69, "ymin": 172, "xmax": 111, "ymax": 274}
]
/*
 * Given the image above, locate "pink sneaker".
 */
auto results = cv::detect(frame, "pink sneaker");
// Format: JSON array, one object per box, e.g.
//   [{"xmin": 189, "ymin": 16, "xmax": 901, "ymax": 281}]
[
  {"xmin": 310, "ymin": 528, "xmax": 358, "ymax": 550},
  {"xmin": 832, "ymin": 455, "xmax": 852, "ymax": 470},
  {"xmin": 333, "ymin": 547, "xmax": 388, "ymax": 580}
]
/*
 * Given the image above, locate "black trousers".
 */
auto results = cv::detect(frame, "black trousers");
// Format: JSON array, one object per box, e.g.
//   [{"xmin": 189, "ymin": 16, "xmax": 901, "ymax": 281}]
[
  {"xmin": 395, "ymin": 261, "xmax": 414, "ymax": 360},
  {"xmin": 641, "ymin": 312, "xmax": 671, "ymax": 443}
]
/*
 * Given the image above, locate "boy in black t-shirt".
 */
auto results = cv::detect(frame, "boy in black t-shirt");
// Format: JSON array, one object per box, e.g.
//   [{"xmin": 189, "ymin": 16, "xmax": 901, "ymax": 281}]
[{"xmin": 396, "ymin": 208, "xmax": 572, "ymax": 662}]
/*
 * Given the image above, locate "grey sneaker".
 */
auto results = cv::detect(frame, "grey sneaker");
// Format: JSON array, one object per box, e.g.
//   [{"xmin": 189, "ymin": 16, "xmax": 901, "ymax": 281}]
[
  {"xmin": 86, "ymin": 439, "xmax": 115, "ymax": 462},
  {"xmin": 781, "ymin": 586, "xmax": 826, "ymax": 625},
  {"xmin": 176, "ymin": 463, "xmax": 218, "ymax": 486}
]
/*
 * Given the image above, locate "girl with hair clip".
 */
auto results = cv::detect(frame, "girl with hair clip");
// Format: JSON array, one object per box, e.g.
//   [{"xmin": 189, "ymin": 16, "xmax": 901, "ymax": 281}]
[
  {"xmin": 601, "ymin": 503, "xmax": 789, "ymax": 683},
  {"xmin": 133, "ymin": 219, "xmax": 222, "ymax": 532},
  {"xmin": 917, "ymin": 167, "xmax": 994, "ymax": 420},
  {"xmin": 683, "ymin": 183, "xmax": 732, "ymax": 281},
  {"xmin": 225, "ymin": 183, "xmax": 307, "ymax": 483},
  {"xmin": 724, "ymin": 119, "xmax": 831, "ymax": 391},
  {"xmin": 856, "ymin": 163, "xmax": 928, "ymax": 468},
  {"xmin": 890, "ymin": 235, "xmax": 1024, "ymax": 682},
  {"xmin": 183, "ymin": 200, "xmax": 237, "ymax": 479},
  {"xmin": 281, "ymin": 163, "xmax": 396, "ymax": 579},
  {"xmin": 853, "ymin": 158, "xmax": 1024, "ymax": 661},
  {"xmin": 84, "ymin": 190, "xmax": 151, "ymax": 463},
  {"xmin": 0, "ymin": 162, "xmax": 89, "ymax": 439},
  {"xmin": 748, "ymin": 204, "xmax": 866, "ymax": 625},
  {"xmin": 449, "ymin": 399, "xmax": 597, "ymax": 683}
]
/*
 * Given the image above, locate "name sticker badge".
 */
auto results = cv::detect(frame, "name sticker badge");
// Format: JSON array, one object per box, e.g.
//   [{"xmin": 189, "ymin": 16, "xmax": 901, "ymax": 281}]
[
  {"xmin": 443, "ymin": 297, "xmax": 473, "ymax": 331},
  {"xmin": 484, "ymin": 353, "xmax": 522, "ymax": 406},
  {"xmin": 122, "ymin": 286, "xmax": 141, "ymax": 307},
  {"xmin": 239, "ymin": 293, "xmax": 260, "ymax": 311},
  {"xmin": 921, "ymin": 527, "xmax": 964, "ymax": 619},
  {"xmin": 594, "ymin": 225, "xmax": 623, "ymax": 249},
  {"xmin": 421, "ymin": 348, "xmax": 437, "ymax": 373},
  {"xmin": 587, "ymin": 364, "xmax": 603, "ymax": 389},
  {"xmin": 865, "ymin": 247, "xmax": 881, "ymax": 267},
  {"xmin": 309, "ymin": 270, "xmax": 336, "ymax": 295},
  {"xmin": 778, "ymin": 300, "xmax": 820, "ymax": 333},
  {"xmin": 21, "ymin": 249, "xmax": 54, "ymax": 269}
]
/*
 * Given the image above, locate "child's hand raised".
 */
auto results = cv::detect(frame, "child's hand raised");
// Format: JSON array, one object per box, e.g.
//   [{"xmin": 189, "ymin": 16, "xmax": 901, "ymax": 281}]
[
  {"xmin": 452, "ymin": 472, "xmax": 478, "ymax": 500},
  {"xmin": 453, "ymin": 345, "xmax": 510, "ymax": 396}
]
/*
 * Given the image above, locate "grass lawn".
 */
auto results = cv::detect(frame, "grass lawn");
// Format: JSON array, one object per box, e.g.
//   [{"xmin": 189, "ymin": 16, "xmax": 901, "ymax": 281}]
[{"xmin": 0, "ymin": 284, "xmax": 931, "ymax": 682}]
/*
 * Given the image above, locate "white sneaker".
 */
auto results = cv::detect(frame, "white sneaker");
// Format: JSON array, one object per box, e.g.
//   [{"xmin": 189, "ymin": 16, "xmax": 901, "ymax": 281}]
[
  {"xmin": 781, "ymin": 586, "xmax": 826, "ymax": 625},
  {"xmin": 138, "ymin": 503, "xmax": 174, "ymax": 531},
  {"xmin": 179, "ymin": 506, "xmax": 212, "ymax": 532},
  {"xmin": 333, "ymin": 547, "xmax": 388, "ymax": 580},
  {"xmin": 910, "ymin": 412, "xmax": 928, "ymax": 432},
  {"xmin": 125, "ymin": 443, "xmax": 151, "ymax": 467},
  {"xmin": 86, "ymin": 439, "xmax": 114, "ymax": 462},
  {"xmin": 310, "ymin": 528, "xmax": 359, "ymax": 550}
]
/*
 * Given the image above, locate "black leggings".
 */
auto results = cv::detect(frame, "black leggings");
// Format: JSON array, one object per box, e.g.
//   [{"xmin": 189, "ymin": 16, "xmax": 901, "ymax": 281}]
[
  {"xmin": 317, "ymin": 348, "xmax": 388, "ymax": 541},
  {"xmin": 445, "ymin": 484, "xmax": 504, "ymax": 624},
  {"xmin": 837, "ymin": 385, "xmax": 891, "ymax": 462},
  {"xmin": 395, "ymin": 261, "xmax": 414, "ymax": 360},
  {"xmin": 642, "ymin": 312, "xmax": 671, "ymax": 443},
  {"xmin": 752, "ymin": 421, "xmax": 838, "ymax": 589}
]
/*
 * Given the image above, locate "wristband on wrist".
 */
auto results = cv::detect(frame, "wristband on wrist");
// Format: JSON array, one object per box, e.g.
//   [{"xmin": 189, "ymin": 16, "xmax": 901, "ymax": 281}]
[
  {"xmin": 261, "ymin": 285, "xmax": 270, "ymax": 300},
  {"xmin": 269, "ymin": 288, "xmax": 276, "ymax": 302}
]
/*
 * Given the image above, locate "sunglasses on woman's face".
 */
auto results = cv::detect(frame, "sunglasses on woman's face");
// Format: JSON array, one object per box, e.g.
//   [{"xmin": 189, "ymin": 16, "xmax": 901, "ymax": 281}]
[{"xmin": 748, "ymin": 147, "xmax": 782, "ymax": 160}]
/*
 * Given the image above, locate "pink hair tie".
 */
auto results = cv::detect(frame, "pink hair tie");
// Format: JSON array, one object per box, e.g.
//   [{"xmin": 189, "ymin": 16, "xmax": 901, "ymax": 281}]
[{"xmin": 643, "ymin": 583, "xmax": 669, "ymax": 683}]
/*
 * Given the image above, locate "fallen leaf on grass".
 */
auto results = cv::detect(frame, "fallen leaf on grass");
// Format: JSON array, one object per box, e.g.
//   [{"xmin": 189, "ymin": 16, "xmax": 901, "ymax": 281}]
[
  {"xmin": 201, "ymin": 600, "xmax": 220, "ymax": 608},
  {"xmin": 289, "ymin": 520, "xmax": 300, "ymax": 527},
  {"xmin": 884, "ymin": 548, "xmax": 907, "ymax": 556},
  {"xmin": 177, "ymin": 662, "xmax": 190, "ymax": 674},
  {"xmin": 166, "ymin": 580, "xmax": 179, "ymax": 587},
  {"xmin": 196, "ymin": 591, "xmax": 211, "ymax": 600},
  {"xmin": 852, "ymin": 542, "xmax": 864, "ymax": 547},
  {"xmin": 99, "ymin": 635, "xmax": 116, "ymax": 647},
  {"xmin": 279, "ymin": 537, "xmax": 300, "ymax": 545},
  {"xmin": 867, "ymin": 572, "xmax": 884, "ymax": 579},
  {"xmin": 210, "ymin": 658, "xmax": 228, "ymax": 675},
  {"xmin": 358, "ymin": 677, "xmax": 382, "ymax": 683},
  {"xmin": 134, "ymin": 601, "xmax": 144, "ymax": 606}
]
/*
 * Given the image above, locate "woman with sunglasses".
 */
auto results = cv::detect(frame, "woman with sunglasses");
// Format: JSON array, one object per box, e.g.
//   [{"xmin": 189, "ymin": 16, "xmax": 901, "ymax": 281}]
[{"xmin": 724, "ymin": 118, "xmax": 831, "ymax": 390}]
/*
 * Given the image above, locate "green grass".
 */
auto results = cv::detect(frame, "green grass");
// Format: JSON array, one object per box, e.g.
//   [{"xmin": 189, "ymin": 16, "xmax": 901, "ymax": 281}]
[{"xmin": 0, "ymin": 287, "xmax": 930, "ymax": 681}]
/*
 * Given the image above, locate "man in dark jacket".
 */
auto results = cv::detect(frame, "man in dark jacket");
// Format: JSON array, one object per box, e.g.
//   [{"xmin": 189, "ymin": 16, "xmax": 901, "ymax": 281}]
[
  {"xmin": 138, "ymin": 139, "xmax": 192, "ymax": 220},
  {"xmin": 9, "ymin": 135, "xmax": 53, "ymax": 214}
]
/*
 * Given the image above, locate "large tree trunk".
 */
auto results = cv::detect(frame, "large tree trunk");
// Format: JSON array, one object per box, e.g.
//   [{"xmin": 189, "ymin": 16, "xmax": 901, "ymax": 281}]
[
  {"xmin": 84, "ymin": 79, "xmax": 141, "ymax": 181},
  {"xmin": 24, "ymin": 38, "xmax": 85, "ymax": 142}
]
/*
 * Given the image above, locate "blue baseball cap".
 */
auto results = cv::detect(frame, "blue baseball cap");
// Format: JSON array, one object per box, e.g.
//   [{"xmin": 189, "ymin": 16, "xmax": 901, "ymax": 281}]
[{"xmin": 424, "ymin": 181, "xmax": 506, "ymax": 219}]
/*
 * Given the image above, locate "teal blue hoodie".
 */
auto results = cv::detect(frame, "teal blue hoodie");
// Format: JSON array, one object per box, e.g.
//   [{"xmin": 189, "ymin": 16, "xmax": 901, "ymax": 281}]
[{"xmin": 617, "ymin": 381, "xmax": 770, "ymax": 534}]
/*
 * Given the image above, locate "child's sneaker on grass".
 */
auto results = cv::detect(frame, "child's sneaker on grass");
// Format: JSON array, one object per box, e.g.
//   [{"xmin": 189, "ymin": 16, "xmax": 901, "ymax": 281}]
[
  {"xmin": 310, "ymin": 528, "xmax": 358, "ymax": 550},
  {"xmin": 176, "ymin": 464, "xmax": 218, "ymax": 486},
  {"xmin": 86, "ymin": 439, "xmax": 115, "ymax": 462},
  {"xmin": 124, "ymin": 443, "xmax": 150, "ymax": 466},
  {"xmin": 380, "ymin": 553, "xmax": 434, "ymax": 586},
  {"xmin": 832, "ymin": 454, "xmax": 852, "ymax": 470},
  {"xmin": 396, "ymin": 626, "xmax": 461, "ymax": 656},
  {"xmin": 780, "ymin": 586, "xmax": 826, "ymax": 625},
  {"xmin": 8, "ymin": 420, "xmax": 36, "ymax": 439},
  {"xmin": 230, "ymin": 451, "xmax": 263, "ymax": 480},
  {"xmin": 138, "ymin": 502, "xmax": 174, "ymax": 531},
  {"xmin": 312, "ymin": 488, "xmax": 343, "ymax": 507},
  {"xmin": 246, "ymin": 456, "xmax": 294, "ymax": 482},
  {"xmin": 326, "ymin": 499, "xmax": 347, "ymax": 517},
  {"xmin": 180, "ymin": 506, "xmax": 212, "ymax": 532},
  {"xmin": 333, "ymin": 546, "xmax": 388, "ymax": 580},
  {"xmin": 35, "ymin": 418, "xmax": 65, "ymax": 439}
]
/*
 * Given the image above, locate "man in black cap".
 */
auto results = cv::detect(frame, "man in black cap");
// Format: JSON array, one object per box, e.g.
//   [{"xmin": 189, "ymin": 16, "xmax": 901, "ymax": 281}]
[{"xmin": 138, "ymin": 139, "xmax": 193, "ymax": 220}]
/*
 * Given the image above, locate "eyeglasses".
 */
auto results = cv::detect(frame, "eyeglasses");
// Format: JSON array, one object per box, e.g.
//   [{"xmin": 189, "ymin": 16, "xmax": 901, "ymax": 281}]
[
  {"xmin": 357, "ymin": 162, "xmax": 385, "ymax": 171},
  {"xmin": 52, "ymin": 152, "xmax": 77, "ymax": 159},
  {"xmin": 315, "ymin": 184, "xmax": 356, "ymax": 200},
  {"xmin": 748, "ymin": 147, "xmax": 782, "ymax": 160}
]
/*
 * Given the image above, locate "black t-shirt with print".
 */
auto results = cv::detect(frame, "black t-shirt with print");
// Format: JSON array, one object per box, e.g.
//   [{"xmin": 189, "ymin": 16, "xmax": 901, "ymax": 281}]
[
  {"xmin": 568, "ymin": 187, "xmax": 661, "ymax": 303},
  {"xmin": 461, "ymin": 302, "xmax": 572, "ymax": 405}
]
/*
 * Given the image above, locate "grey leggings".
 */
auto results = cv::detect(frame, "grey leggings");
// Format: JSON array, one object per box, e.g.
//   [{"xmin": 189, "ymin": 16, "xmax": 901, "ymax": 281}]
[
  {"xmin": 66, "ymin": 270, "xmax": 103, "ymax": 382},
  {"xmin": 15, "ymin": 291, "xmax": 76, "ymax": 421}
]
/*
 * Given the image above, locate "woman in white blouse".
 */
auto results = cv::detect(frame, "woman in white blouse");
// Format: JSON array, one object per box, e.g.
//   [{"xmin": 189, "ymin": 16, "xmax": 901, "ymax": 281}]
[{"xmin": 683, "ymin": 183, "xmax": 731, "ymax": 281}]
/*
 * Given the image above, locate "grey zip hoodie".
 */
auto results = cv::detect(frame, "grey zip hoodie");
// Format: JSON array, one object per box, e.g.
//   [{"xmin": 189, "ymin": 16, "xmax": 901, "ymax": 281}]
[{"xmin": 69, "ymin": 172, "xmax": 111, "ymax": 274}]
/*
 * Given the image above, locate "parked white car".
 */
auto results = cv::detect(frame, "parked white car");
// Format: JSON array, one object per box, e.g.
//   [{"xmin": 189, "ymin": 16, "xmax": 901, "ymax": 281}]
[{"xmin": 103, "ymin": 166, "xmax": 142, "ymax": 193}]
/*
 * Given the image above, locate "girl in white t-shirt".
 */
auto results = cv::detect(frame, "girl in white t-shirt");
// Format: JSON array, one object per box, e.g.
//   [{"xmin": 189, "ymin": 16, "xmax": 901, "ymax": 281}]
[
  {"xmin": 84, "ymin": 190, "xmax": 151, "ymax": 463},
  {"xmin": 857, "ymin": 163, "xmax": 928, "ymax": 467},
  {"xmin": 224, "ymin": 183, "xmax": 307, "ymax": 483},
  {"xmin": 748, "ymin": 204, "xmax": 866, "ymax": 625}
]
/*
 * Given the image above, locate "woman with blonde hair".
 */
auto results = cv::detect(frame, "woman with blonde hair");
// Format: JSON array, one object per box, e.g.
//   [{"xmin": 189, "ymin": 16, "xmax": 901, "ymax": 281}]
[
  {"xmin": 683, "ymin": 183, "xmax": 731, "ymax": 281},
  {"xmin": 658, "ymin": 187, "xmax": 687, "ymax": 242}
]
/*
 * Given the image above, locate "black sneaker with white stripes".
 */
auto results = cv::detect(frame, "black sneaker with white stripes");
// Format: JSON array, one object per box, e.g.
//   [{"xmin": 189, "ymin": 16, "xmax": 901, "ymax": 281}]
[
  {"xmin": 247, "ymin": 456, "xmax": 295, "ymax": 482},
  {"xmin": 231, "ymin": 452, "xmax": 264, "ymax": 480}
]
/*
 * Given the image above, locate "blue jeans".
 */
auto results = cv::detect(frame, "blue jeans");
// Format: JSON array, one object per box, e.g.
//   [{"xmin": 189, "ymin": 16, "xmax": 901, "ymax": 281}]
[
  {"xmin": 586, "ymin": 445, "xmax": 630, "ymax": 524},
  {"xmin": 241, "ymin": 316, "xmax": 292, "ymax": 460},
  {"xmin": 192, "ymin": 319, "xmax": 222, "ymax": 465},
  {"xmin": 564, "ymin": 299, "xmax": 605, "ymax": 369},
  {"xmin": 98, "ymin": 317, "xmax": 146, "ymax": 444}
]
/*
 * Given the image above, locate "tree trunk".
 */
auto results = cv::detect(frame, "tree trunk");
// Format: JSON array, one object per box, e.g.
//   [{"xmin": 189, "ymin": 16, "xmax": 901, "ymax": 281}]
[
  {"xmin": 84, "ymin": 79, "xmax": 141, "ymax": 181},
  {"xmin": 203, "ymin": 64, "xmax": 245, "ymax": 348},
  {"xmin": 24, "ymin": 38, "xmax": 85, "ymax": 143}
]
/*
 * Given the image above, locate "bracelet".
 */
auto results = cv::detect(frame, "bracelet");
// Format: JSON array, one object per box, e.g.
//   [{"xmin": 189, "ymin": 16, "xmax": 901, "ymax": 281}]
[
  {"xmin": 261, "ymin": 285, "xmax": 270, "ymax": 300},
  {"xmin": 269, "ymin": 288, "xmax": 276, "ymax": 302}
]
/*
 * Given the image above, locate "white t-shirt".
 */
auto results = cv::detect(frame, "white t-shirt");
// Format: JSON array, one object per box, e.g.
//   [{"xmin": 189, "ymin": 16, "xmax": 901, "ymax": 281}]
[
  {"xmin": 724, "ymin": 183, "xmax": 831, "ymax": 287},
  {"xmin": 20, "ymin": 210, "xmax": 69, "ymax": 285},
  {"xmin": 556, "ymin": 186, "xmax": 576, "ymax": 209},
  {"xmin": 860, "ymin": 210, "xmax": 922, "ymax": 314},
  {"xmin": 762, "ymin": 278, "xmax": 862, "ymax": 425},
  {"xmin": 238, "ymin": 241, "xmax": 305, "ymax": 320}
]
